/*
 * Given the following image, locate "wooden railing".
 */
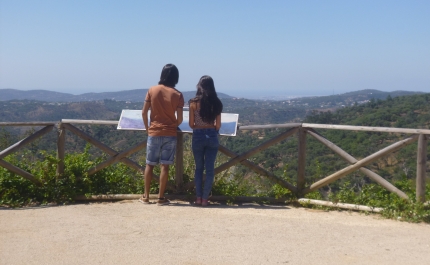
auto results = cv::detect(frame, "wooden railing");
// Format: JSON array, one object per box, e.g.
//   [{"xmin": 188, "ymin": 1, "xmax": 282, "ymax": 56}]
[{"xmin": 1, "ymin": 120, "xmax": 429, "ymax": 203}]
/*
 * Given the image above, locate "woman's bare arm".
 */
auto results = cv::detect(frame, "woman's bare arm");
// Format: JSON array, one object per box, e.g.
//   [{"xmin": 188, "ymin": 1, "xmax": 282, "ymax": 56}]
[
  {"xmin": 189, "ymin": 103, "xmax": 195, "ymax": 129},
  {"xmin": 215, "ymin": 114, "xmax": 221, "ymax": 131}
]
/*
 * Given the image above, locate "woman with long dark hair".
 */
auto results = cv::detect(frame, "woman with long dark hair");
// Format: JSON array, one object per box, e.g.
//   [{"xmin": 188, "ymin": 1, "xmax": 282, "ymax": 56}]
[{"xmin": 189, "ymin": 75, "xmax": 223, "ymax": 206}]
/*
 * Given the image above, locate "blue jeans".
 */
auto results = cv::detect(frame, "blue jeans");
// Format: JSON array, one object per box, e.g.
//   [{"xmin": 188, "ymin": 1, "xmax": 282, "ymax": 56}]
[{"xmin": 192, "ymin": 128, "xmax": 219, "ymax": 200}]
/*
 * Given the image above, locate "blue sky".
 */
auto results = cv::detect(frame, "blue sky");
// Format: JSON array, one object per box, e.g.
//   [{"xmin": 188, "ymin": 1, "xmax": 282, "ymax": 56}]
[{"xmin": 1, "ymin": 0, "xmax": 429, "ymax": 98}]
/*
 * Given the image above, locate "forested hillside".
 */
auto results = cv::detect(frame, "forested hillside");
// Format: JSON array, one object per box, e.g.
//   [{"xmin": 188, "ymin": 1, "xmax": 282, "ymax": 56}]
[
  {"xmin": 293, "ymin": 89, "xmax": 423, "ymax": 109},
  {"xmin": 0, "ymin": 97, "xmax": 304, "ymax": 151},
  {"xmin": 223, "ymin": 93, "xmax": 430, "ymax": 196},
  {"xmin": 305, "ymin": 94, "xmax": 430, "ymax": 128},
  {"xmin": 300, "ymin": 93, "xmax": 430, "ymax": 187},
  {"xmin": 1, "ymin": 92, "xmax": 430, "ymax": 218},
  {"xmin": 1, "ymin": 93, "xmax": 429, "ymax": 191},
  {"xmin": 0, "ymin": 98, "xmax": 304, "ymax": 124},
  {"xmin": 0, "ymin": 100, "xmax": 120, "ymax": 122}
]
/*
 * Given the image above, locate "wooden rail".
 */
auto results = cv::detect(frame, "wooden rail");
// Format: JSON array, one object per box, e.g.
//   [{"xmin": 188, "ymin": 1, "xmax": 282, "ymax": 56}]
[{"xmin": 1, "ymin": 120, "xmax": 428, "ymax": 203}]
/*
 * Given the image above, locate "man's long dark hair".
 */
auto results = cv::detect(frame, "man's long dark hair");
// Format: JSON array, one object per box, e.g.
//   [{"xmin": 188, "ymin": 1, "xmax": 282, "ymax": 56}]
[
  {"xmin": 158, "ymin": 64, "xmax": 179, "ymax": 88},
  {"xmin": 191, "ymin": 75, "xmax": 223, "ymax": 123}
]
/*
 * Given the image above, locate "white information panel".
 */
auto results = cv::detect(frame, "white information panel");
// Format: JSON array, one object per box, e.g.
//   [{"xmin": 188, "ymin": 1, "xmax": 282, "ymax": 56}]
[{"xmin": 117, "ymin": 109, "xmax": 238, "ymax": 136}]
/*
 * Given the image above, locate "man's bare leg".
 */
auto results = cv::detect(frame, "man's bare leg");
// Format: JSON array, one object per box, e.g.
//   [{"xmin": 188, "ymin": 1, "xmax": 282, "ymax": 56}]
[
  {"xmin": 144, "ymin": 165, "xmax": 154, "ymax": 199},
  {"xmin": 159, "ymin": 164, "xmax": 169, "ymax": 198}
]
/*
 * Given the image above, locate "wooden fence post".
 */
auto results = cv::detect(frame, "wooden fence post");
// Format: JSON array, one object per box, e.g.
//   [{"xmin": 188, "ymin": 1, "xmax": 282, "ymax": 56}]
[
  {"xmin": 297, "ymin": 127, "xmax": 306, "ymax": 196},
  {"xmin": 56, "ymin": 122, "xmax": 65, "ymax": 177},
  {"xmin": 175, "ymin": 131, "xmax": 184, "ymax": 191},
  {"xmin": 416, "ymin": 134, "xmax": 427, "ymax": 202}
]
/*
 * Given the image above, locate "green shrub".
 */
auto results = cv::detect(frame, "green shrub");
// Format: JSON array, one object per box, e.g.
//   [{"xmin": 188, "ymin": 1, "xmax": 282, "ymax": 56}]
[
  {"xmin": 0, "ymin": 146, "xmax": 145, "ymax": 207},
  {"xmin": 1, "ymin": 149, "xmax": 429, "ymax": 224}
]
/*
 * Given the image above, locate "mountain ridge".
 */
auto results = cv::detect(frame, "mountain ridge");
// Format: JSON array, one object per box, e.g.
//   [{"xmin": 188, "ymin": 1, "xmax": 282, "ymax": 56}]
[
  {"xmin": 0, "ymin": 88, "xmax": 234, "ymax": 103},
  {"xmin": 1, "ymin": 88, "xmax": 425, "ymax": 103}
]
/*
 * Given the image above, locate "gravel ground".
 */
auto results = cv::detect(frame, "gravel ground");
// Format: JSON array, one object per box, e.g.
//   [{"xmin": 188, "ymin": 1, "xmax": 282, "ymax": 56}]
[{"xmin": 1, "ymin": 200, "xmax": 430, "ymax": 265}]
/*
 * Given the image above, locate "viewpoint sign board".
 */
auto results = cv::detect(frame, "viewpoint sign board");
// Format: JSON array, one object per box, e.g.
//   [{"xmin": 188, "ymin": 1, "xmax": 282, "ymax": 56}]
[{"xmin": 117, "ymin": 109, "xmax": 238, "ymax": 136}]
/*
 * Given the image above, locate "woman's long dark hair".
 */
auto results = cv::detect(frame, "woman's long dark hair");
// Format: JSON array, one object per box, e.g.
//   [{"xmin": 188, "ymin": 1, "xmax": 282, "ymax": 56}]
[{"xmin": 191, "ymin": 75, "xmax": 223, "ymax": 123}]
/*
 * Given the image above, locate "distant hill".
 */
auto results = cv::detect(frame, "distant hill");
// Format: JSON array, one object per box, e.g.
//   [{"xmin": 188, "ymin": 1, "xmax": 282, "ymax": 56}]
[
  {"xmin": 285, "ymin": 89, "xmax": 424, "ymax": 109},
  {"xmin": 0, "ymin": 88, "xmax": 426, "ymax": 126},
  {"xmin": 0, "ymin": 89, "xmax": 233, "ymax": 103},
  {"xmin": 181, "ymin": 91, "xmax": 234, "ymax": 102},
  {"xmin": 1, "ymin": 88, "xmax": 423, "ymax": 106}
]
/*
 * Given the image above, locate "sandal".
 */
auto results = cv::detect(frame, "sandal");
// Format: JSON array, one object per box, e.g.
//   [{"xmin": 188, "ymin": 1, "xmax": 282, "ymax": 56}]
[
  {"xmin": 157, "ymin": 197, "xmax": 170, "ymax": 206},
  {"xmin": 195, "ymin": 197, "xmax": 202, "ymax": 205},
  {"xmin": 202, "ymin": 199, "xmax": 209, "ymax": 207},
  {"xmin": 138, "ymin": 195, "xmax": 150, "ymax": 204}
]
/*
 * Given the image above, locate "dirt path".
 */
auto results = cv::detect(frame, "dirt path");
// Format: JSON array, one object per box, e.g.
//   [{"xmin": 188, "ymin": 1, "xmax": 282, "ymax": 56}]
[{"xmin": 1, "ymin": 200, "xmax": 429, "ymax": 265}]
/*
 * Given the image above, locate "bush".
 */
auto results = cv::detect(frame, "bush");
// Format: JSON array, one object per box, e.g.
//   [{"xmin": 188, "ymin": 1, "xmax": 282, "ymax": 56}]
[
  {"xmin": 0, "ymin": 146, "xmax": 144, "ymax": 207},
  {"xmin": 1, "ymin": 149, "xmax": 429, "ymax": 224}
]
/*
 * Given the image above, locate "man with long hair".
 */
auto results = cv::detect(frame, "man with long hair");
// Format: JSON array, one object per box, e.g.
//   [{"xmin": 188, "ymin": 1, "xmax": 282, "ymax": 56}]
[{"xmin": 141, "ymin": 64, "xmax": 184, "ymax": 205}]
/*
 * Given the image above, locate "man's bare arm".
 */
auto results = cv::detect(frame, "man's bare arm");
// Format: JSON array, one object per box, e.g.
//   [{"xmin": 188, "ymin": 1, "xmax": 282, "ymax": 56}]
[
  {"xmin": 176, "ymin": 107, "xmax": 183, "ymax": 126},
  {"xmin": 142, "ymin": 101, "xmax": 151, "ymax": 131}
]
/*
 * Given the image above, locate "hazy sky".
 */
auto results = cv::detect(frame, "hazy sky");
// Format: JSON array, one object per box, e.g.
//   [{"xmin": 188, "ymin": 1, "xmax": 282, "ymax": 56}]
[{"xmin": 1, "ymin": 0, "xmax": 429, "ymax": 98}]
